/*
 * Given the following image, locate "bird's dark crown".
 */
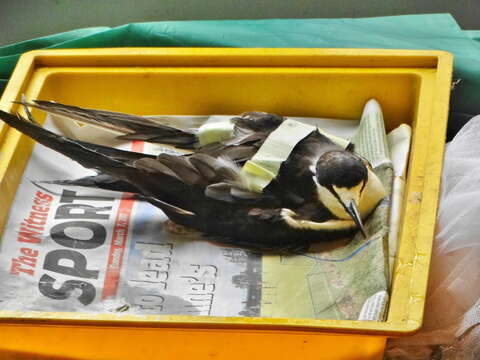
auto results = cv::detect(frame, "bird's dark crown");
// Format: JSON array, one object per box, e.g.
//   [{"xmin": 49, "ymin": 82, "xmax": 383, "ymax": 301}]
[{"xmin": 315, "ymin": 150, "xmax": 368, "ymax": 188}]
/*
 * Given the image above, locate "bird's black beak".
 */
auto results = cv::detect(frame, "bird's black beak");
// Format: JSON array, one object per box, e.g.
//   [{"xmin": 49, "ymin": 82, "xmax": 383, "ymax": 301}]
[{"xmin": 346, "ymin": 200, "xmax": 367, "ymax": 238}]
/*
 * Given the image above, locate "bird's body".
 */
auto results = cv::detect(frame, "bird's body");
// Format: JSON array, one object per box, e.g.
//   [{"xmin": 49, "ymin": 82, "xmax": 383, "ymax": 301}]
[{"xmin": 0, "ymin": 102, "xmax": 386, "ymax": 251}]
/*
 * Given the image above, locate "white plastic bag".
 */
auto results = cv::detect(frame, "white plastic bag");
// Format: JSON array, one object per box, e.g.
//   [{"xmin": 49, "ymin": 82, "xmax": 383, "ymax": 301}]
[{"xmin": 386, "ymin": 116, "xmax": 480, "ymax": 359}]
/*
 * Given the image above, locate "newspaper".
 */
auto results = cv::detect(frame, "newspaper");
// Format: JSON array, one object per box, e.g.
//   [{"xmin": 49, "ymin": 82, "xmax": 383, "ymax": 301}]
[
  {"xmin": 387, "ymin": 125, "xmax": 412, "ymax": 279},
  {"xmin": 0, "ymin": 100, "xmax": 410, "ymax": 321}
]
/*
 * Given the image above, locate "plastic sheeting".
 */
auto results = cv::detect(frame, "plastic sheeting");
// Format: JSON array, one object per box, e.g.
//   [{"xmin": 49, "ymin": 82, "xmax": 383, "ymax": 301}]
[{"xmin": 386, "ymin": 116, "xmax": 480, "ymax": 359}]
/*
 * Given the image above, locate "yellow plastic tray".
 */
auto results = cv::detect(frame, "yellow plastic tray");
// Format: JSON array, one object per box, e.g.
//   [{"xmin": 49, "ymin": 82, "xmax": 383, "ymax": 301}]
[{"xmin": 0, "ymin": 48, "xmax": 452, "ymax": 360}]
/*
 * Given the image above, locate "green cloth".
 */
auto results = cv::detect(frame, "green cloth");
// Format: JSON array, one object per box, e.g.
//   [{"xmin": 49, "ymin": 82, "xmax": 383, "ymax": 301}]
[{"xmin": 1, "ymin": 13, "xmax": 479, "ymax": 118}]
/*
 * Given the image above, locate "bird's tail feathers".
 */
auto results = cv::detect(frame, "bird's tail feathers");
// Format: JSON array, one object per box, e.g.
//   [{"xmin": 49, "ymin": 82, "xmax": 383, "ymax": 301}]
[
  {"xmin": 0, "ymin": 110, "xmax": 133, "ymax": 174},
  {"xmin": 39, "ymin": 175, "xmax": 141, "ymax": 193},
  {"xmin": 1, "ymin": 109, "xmax": 199, "ymax": 226},
  {"xmin": 36, "ymin": 177, "xmax": 196, "ymax": 223}
]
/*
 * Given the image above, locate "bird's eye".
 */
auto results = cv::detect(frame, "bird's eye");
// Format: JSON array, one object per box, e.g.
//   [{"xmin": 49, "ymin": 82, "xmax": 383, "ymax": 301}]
[{"xmin": 360, "ymin": 179, "xmax": 367, "ymax": 195}]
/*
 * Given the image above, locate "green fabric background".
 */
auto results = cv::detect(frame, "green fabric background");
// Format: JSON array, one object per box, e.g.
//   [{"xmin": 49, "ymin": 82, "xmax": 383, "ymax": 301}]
[{"xmin": 1, "ymin": 14, "xmax": 478, "ymax": 138}]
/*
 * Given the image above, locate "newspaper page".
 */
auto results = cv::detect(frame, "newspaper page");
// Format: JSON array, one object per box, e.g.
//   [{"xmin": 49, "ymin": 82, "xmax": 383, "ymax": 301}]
[
  {"xmin": 387, "ymin": 125, "xmax": 412, "ymax": 279},
  {"xmin": 0, "ymin": 100, "xmax": 410, "ymax": 320}
]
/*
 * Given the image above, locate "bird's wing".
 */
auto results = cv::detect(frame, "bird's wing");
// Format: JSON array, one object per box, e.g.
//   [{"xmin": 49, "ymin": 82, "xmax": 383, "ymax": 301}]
[
  {"xmin": 0, "ymin": 109, "xmax": 278, "ymax": 207},
  {"xmin": 231, "ymin": 111, "xmax": 285, "ymax": 134},
  {"xmin": 18, "ymin": 100, "xmax": 198, "ymax": 148},
  {"xmin": 22, "ymin": 101, "xmax": 293, "ymax": 160},
  {"xmin": 21, "ymin": 102, "xmax": 290, "ymax": 153},
  {"xmin": 196, "ymin": 137, "xmax": 262, "ymax": 163},
  {"xmin": 147, "ymin": 152, "xmax": 280, "ymax": 206},
  {"xmin": 41, "ymin": 175, "xmax": 142, "ymax": 193}
]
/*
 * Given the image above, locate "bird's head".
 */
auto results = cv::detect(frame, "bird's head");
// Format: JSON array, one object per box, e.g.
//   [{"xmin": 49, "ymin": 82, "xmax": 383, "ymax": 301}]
[{"xmin": 313, "ymin": 150, "xmax": 377, "ymax": 237}]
